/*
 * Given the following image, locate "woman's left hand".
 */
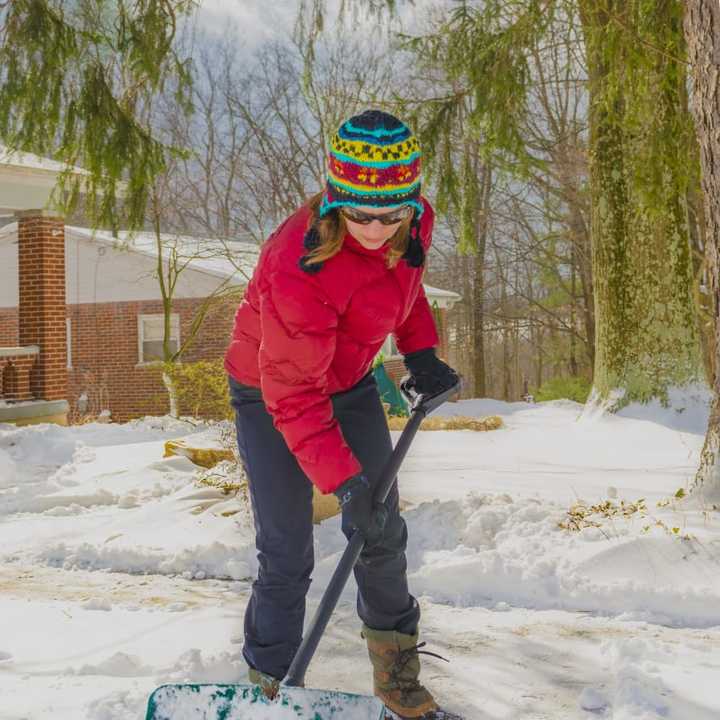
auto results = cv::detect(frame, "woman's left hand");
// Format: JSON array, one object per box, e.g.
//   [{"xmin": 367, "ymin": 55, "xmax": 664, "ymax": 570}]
[{"xmin": 402, "ymin": 347, "xmax": 459, "ymax": 396}]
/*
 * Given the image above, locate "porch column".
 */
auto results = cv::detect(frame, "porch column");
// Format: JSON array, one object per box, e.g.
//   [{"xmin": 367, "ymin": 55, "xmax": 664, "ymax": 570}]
[{"xmin": 16, "ymin": 210, "xmax": 67, "ymax": 401}]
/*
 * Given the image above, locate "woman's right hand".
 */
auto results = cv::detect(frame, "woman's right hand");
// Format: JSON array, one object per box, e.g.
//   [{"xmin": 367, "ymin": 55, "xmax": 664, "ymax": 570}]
[{"xmin": 333, "ymin": 474, "xmax": 388, "ymax": 545}]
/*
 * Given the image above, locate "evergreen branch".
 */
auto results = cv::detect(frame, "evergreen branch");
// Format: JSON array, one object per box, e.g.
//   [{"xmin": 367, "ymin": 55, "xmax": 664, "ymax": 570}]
[
  {"xmin": 0, "ymin": 0, "xmax": 197, "ymax": 231},
  {"xmin": 603, "ymin": 4, "xmax": 690, "ymax": 67}
]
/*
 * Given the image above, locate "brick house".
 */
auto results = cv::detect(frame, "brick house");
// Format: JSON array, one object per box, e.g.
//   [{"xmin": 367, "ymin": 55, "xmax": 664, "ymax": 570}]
[
  {"xmin": 0, "ymin": 222, "xmax": 256, "ymax": 421},
  {"xmin": 0, "ymin": 146, "xmax": 89, "ymax": 425},
  {"xmin": 0, "ymin": 215, "xmax": 460, "ymax": 422}
]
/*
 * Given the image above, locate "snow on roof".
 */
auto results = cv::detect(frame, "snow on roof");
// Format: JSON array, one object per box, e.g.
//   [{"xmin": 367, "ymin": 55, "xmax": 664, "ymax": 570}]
[
  {"xmin": 0, "ymin": 144, "xmax": 89, "ymax": 176},
  {"xmin": 66, "ymin": 225, "xmax": 260, "ymax": 283},
  {"xmin": 424, "ymin": 284, "xmax": 461, "ymax": 301},
  {"xmin": 0, "ymin": 221, "xmax": 258, "ymax": 283}
]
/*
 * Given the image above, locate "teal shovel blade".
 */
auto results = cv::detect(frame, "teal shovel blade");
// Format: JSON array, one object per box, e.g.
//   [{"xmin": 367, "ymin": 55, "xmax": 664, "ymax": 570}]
[{"xmin": 145, "ymin": 683, "xmax": 386, "ymax": 720}]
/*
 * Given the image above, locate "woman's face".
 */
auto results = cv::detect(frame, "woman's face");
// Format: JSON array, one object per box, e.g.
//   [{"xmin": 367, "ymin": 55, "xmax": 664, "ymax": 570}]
[{"xmin": 342, "ymin": 205, "xmax": 410, "ymax": 250}]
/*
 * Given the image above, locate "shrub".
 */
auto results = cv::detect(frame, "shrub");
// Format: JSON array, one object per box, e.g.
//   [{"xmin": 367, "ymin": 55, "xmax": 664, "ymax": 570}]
[
  {"xmin": 533, "ymin": 376, "xmax": 592, "ymax": 403},
  {"xmin": 164, "ymin": 359, "xmax": 232, "ymax": 420}
]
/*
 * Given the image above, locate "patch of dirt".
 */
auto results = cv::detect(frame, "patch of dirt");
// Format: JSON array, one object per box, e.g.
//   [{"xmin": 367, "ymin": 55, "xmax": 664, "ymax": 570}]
[{"xmin": 0, "ymin": 563, "xmax": 249, "ymax": 609}]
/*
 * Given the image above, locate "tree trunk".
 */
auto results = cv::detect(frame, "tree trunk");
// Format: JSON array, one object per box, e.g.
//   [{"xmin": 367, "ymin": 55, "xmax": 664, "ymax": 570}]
[
  {"xmin": 570, "ymin": 242, "xmax": 578, "ymax": 376},
  {"xmin": 684, "ymin": 0, "xmax": 720, "ymax": 502},
  {"xmin": 472, "ymin": 246, "xmax": 486, "ymax": 397},
  {"xmin": 580, "ymin": 2, "xmax": 703, "ymax": 410},
  {"xmin": 502, "ymin": 325, "xmax": 512, "ymax": 400},
  {"xmin": 457, "ymin": 253, "xmax": 474, "ymax": 396},
  {"xmin": 162, "ymin": 370, "xmax": 179, "ymax": 419},
  {"xmin": 513, "ymin": 318, "xmax": 521, "ymax": 399},
  {"xmin": 568, "ymin": 200, "xmax": 596, "ymax": 373},
  {"xmin": 536, "ymin": 325, "xmax": 544, "ymax": 390},
  {"xmin": 472, "ymin": 162, "xmax": 492, "ymax": 397},
  {"xmin": 688, "ymin": 177, "xmax": 716, "ymax": 384}
]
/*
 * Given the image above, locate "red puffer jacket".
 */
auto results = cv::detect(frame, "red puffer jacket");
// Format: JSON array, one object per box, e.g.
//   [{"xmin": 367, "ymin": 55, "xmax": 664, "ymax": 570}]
[{"xmin": 224, "ymin": 197, "xmax": 439, "ymax": 493}]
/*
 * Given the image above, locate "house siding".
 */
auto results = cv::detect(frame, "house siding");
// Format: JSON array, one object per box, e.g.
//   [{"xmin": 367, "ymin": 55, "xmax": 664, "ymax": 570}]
[
  {"xmin": 0, "ymin": 295, "xmax": 240, "ymax": 422},
  {"xmin": 0, "ymin": 298, "xmax": 452, "ymax": 421}
]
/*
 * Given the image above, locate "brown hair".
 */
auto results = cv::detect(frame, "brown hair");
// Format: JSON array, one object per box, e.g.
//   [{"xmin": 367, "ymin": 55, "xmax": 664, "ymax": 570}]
[{"xmin": 302, "ymin": 191, "xmax": 412, "ymax": 270}]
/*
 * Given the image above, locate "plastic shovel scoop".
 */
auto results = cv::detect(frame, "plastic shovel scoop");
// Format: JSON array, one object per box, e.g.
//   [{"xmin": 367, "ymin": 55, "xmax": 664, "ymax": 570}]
[
  {"xmin": 145, "ymin": 381, "xmax": 460, "ymax": 720},
  {"xmin": 145, "ymin": 684, "xmax": 385, "ymax": 719}
]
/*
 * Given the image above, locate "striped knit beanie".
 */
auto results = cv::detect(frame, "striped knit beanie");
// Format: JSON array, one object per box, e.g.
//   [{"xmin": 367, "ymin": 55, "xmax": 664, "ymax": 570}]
[
  {"xmin": 319, "ymin": 109, "xmax": 423, "ymax": 220},
  {"xmin": 300, "ymin": 110, "xmax": 425, "ymax": 274}
]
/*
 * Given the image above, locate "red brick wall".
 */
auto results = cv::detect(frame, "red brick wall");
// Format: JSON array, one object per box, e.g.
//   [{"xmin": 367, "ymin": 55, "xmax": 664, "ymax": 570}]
[
  {"xmin": 384, "ymin": 357, "xmax": 406, "ymax": 385},
  {"xmin": 0, "ymin": 308, "xmax": 18, "ymax": 346},
  {"xmin": 67, "ymin": 294, "xmax": 241, "ymax": 422},
  {"xmin": 0, "ymin": 352, "xmax": 37, "ymax": 401},
  {"xmin": 17, "ymin": 213, "xmax": 68, "ymax": 401}
]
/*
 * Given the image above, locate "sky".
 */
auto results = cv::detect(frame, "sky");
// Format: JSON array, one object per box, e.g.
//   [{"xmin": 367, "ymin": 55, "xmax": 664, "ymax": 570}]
[
  {"xmin": 193, "ymin": 0, "xmax": 443, "ymax": 53},
  {"xmin": 196, "ymin": 0, "xmax": 296, "ymax": 49}
]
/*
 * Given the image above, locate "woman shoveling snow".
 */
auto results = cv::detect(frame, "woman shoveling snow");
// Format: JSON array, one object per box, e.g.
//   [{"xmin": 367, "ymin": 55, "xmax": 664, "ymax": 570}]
[{"xmin": 224, "ymin": 109, "xmax": 462, "ymax": 719}]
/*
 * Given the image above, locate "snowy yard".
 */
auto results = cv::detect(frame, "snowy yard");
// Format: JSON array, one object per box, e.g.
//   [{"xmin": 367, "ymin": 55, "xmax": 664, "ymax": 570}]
[{"xmin": 1, "ymin": 394, "xmax": 719, "ymax": 720}]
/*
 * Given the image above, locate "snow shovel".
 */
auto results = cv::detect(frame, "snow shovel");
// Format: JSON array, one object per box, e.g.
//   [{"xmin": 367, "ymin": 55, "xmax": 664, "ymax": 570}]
[{"xmin": 145, "ymin": 379, "xmax": 461, "ymax": 720}]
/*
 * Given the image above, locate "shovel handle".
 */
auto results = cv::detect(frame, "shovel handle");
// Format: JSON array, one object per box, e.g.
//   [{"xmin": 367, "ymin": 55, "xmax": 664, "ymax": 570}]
[{"xmin": 283, "ymin": 379, "xmax": 461, "ymax": 687}]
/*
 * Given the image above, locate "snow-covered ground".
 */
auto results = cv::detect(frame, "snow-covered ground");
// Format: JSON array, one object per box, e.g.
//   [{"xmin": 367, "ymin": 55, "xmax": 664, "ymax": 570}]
[{"xmin": 1, "ymin": 392, "xmax": 719, "ymax": 720}]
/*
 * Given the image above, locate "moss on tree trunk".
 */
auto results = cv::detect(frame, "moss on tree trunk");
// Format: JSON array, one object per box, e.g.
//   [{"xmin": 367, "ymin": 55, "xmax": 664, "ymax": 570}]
[
  {"xmin": 582, "ymin": 0, "xmax": 703, "ymax": 409},
  {"xmin": 684, "ymin": 0, "xmax": 720, "ymax": 501}
]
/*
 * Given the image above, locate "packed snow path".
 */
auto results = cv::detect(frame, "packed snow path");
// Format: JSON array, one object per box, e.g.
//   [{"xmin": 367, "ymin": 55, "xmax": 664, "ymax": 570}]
[{"xmin": 1, "ymin": 395, "xmax": 719, "ymax": 719}]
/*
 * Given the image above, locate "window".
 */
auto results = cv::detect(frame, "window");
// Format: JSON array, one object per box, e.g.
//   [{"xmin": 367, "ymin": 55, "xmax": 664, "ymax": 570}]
[{"xmin": 138, "ymin": 314, "xmax": 180, "ymax": 364}]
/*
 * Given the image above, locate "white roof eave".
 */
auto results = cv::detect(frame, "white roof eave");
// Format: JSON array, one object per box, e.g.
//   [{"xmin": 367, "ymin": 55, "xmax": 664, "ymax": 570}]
[
  {"xmin": 0, "ymin": 145, "xmax": 89, "ymax": 177},
  {"xmin": 65, "ymin": 225, "xmax": 256, "ymax": 285}
]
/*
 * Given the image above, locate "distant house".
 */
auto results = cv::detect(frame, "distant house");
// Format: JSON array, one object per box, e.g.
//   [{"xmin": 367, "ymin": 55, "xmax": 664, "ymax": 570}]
[
  {"xmin": 0, "ymin": 223, "xmax": 254, "ymax": 421},
  {"xmin": 0, "ymin": 218, "xmax": 460, "ymax": 422},
  {"xmin": 0, "ymin": 145, "xmax": 87, "ymax": 426}
]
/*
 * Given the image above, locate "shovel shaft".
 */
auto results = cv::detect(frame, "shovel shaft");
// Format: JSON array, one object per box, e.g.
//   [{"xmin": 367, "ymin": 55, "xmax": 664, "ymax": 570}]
[
  {"xmin": 283, "ymin": 381, "xmax": 460, "ymax": 688},
  {"xmin": 283, "ymin": 411, "xmax": 423, "ymax": 687}
]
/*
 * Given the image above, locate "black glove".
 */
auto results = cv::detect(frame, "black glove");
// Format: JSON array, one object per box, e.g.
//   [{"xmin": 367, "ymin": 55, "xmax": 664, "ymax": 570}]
[
  {"xmin": 333, "ymin": 474, "xmax": 388, "ymax": 546},
  {"xmin": 402, "ymin": 347, "xmax": 460, "ymax": 396}
]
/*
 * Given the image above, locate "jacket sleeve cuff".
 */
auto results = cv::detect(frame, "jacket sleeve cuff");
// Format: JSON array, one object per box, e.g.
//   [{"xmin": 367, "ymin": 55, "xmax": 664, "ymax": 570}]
[{"xmin": 303, "ymin": 452, "xmax": 363, "ymax": 495}]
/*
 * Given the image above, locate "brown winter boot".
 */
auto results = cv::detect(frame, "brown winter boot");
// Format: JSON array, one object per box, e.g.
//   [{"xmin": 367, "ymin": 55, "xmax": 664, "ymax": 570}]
[
  {"xmin": 247, "ymin": 666, "xmax": 281, "ymax": 700},
  {"xmin": 362, "ymin": 624, "xmax": 441, "ymax": 719}
]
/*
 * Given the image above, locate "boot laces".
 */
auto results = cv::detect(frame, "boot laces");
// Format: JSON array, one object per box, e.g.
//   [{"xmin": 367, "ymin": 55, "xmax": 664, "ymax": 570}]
[{"xmin": 389, "ymin": 642, "xmax": 449, "ymax": 693}]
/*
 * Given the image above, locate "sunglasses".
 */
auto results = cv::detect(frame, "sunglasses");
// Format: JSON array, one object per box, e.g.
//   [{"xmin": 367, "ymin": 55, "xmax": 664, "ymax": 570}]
[{"xmin": 340, "ymin": 205, "xmax": 413, "ymax": 226}]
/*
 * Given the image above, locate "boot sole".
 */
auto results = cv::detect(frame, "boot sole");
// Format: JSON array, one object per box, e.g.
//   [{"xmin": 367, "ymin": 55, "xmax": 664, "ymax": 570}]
[{"xmin": 384, "ymin": 708, "xmax": 465, "ymax": 720}]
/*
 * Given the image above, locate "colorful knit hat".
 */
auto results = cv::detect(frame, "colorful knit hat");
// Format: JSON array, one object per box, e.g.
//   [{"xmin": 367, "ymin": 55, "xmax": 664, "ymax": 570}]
[
  {"xmin": 319, "ymin": 109, "xmax": 423, "ymax": 219},
  {"xmin": 300, "ymin": 110, "xmax": 425, "ymax": 274}
]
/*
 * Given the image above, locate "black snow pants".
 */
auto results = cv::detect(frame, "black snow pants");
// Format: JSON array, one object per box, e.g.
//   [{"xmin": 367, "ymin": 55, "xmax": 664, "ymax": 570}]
[{"xmin": 229, "ymin": 370, "xmax": 420, "ymax": 680}]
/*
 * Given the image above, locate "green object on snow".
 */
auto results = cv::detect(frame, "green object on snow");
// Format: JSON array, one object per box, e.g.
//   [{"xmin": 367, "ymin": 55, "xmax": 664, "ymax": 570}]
[
  {"xmin": 373, "ymin": 362, "xmax": 408, "ymax": 417},
  {"xmin": 145, "ymin": 683, "xmax": 385, "ymax": 719}
]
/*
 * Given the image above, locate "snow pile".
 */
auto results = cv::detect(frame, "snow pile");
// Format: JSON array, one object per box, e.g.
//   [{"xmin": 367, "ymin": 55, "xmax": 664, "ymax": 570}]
[
  {"xmin": 37, "ymin": 537, "xmax": 255, "ymax": 581},
  {"xmin": 318, "ymin": 492, "xmax": 720, "ymax": 627},
  {"xmin": 0, "ymin": 418, "xmax": 256, "ymax": 579},
  {"xmin": 345, "ymin": 390, "xmax": 717, "ymax": 625},
  {"xmin": 575, "ymin": 635, "xmax": 719, "ymax": 720},
  {"xmin": 605, "ymin": 638, "xmax": 672, "ymax": 720},
  {"xmin": 2, "ymin": 402, "xmax": 718, "ymax": 627},
  {"xmin": 0, "ymin": 395, "xmax": 719, "ymax": 720},
  {"xmin": 616, "ymin": 383, "xmax": 712, "ymax": 434},
  {"xmin": 0, "ymin": 446, "xmax": 16, "ymax": 488},
  {"xmin": 87, "ymin": 690, "xmax": 148, "ymax": 720},
  {"xmin": 74, "ymin": 652, "xmax": 155, "ymax": 677}
]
